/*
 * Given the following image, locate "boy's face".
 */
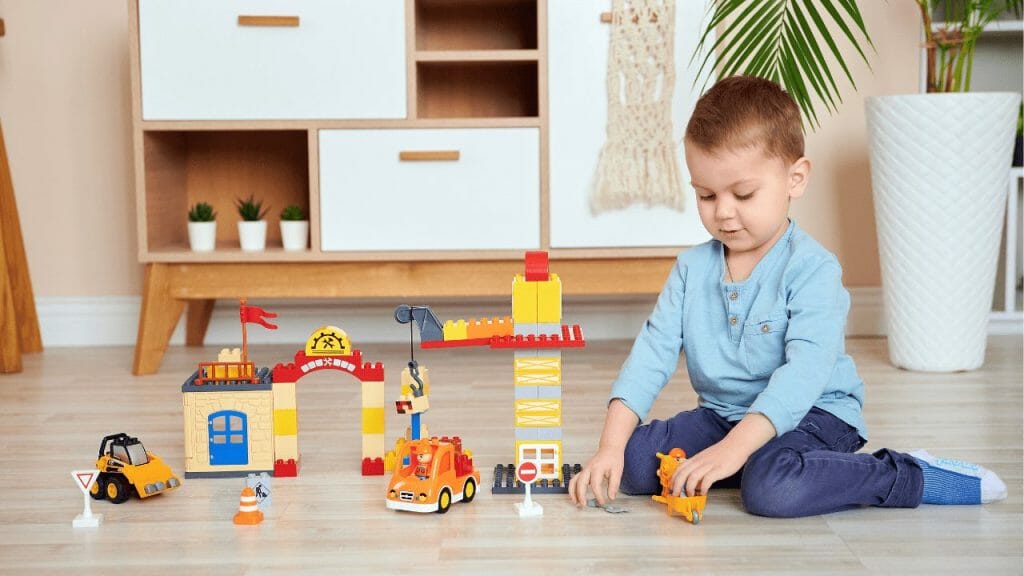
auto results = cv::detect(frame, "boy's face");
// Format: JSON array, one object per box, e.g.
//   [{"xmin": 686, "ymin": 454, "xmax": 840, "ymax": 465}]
[{"xmin": 685, "ymin": 142, "xmax": 810, "ymax": 262}]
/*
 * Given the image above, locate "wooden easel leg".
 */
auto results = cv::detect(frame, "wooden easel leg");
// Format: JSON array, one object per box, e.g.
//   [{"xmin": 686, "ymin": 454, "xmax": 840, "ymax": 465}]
[
  {"xmin": 0, "ymin": 228, "xmax": 22, "ymax": 373},
  {"xmin": 0, "ymin": 120, "xmax": 42, "ymax": 363},
  {"xmin": 186, "ymin": 299, "xmax": 215, "ymax": 346},
  {"xmin": 133, "ymin": 263, "xmax": 185, "ymax": 375}
]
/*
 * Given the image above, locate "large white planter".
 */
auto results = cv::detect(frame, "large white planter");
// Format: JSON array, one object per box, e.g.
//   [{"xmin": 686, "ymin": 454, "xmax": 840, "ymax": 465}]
[
  {"xmin": 237, "ymin": 220, "xmax": 267, "ymax": 252},
  {"xmin": 866, "ymin": 92, "xmax": 1021, "ymax": 372},
  {"xmin": 187, "ymin": 221, "xmax": 217, "ymax": 252},
  {"xmin": 280, "ymin": 220, "xmax": 309, "ymax": 252}
]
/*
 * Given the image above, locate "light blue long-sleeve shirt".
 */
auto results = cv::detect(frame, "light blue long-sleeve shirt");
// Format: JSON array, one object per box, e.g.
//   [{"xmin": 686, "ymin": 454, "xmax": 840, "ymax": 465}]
[{"xmin": 610, "ymin": 220, "xmax": 867, "ymax": 439}]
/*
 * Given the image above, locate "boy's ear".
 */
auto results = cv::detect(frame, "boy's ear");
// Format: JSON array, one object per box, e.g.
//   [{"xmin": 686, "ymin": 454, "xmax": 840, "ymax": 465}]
[{"xmin": 788, "ymin": 157, "xmax": 811, "ymax": 199}]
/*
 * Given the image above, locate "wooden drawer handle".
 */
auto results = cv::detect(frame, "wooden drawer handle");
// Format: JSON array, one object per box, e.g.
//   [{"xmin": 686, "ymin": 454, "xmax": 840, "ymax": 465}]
[
  {"xmin": 238, "ymin": 15, "xmax": 300, "ymax": 27},
  {"xmin": 0, "ymin": 18, "xmax": 6, "ymax": 38},
  {"xmin": 399, "ymin": 150, "xmax": 460, "ymax": 162}
]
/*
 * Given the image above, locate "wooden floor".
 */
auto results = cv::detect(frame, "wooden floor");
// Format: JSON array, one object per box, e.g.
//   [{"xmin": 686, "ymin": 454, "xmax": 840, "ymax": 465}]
[{"xmin": 1, "ymin": 336, "xmax": 1020, "ymax": 574}]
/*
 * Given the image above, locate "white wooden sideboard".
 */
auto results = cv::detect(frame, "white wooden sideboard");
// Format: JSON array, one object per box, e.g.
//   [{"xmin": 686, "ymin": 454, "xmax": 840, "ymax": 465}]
[{"xmin": 128, "ymin": 0, "xmax": 708, "ymax": 373}]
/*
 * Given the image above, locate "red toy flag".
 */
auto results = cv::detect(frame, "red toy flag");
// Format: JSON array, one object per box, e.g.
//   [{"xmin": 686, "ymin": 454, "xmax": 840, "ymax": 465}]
[{"xmin": 240, "ymin": 304, "xmax": 278, "ymax": 330}]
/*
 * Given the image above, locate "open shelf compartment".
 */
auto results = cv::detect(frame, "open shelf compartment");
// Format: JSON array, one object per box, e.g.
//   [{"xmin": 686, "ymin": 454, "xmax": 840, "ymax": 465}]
[
  {"xmin": 416, "ymin": 61, "xmax": 539, "ymax": 119},
  {"xmin": 142, "ymin": 130, "xmax": 310, "ymax": 256},
  {"xmin": 415, "ymin": 0, "xmax": 538, "ymax": 51}
]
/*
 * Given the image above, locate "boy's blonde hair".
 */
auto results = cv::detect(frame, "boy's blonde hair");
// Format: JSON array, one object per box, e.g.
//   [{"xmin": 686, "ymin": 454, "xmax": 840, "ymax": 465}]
[{"xmin": 685, "ymin": 75, "xmax": 804, "ymax": 163}]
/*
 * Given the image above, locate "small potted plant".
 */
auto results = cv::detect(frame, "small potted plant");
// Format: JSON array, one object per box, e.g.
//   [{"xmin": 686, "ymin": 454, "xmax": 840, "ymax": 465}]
[
  {"xmin": 279, "ymin": 204, "xmax": 309, "ymax": 252},
  {"xmin": 236, "ymin": 195, "xmax": 269, "ymax": 252},
  {"xmin": 187, "ymin": 201, "xmax": 217, "ymax": 252}
]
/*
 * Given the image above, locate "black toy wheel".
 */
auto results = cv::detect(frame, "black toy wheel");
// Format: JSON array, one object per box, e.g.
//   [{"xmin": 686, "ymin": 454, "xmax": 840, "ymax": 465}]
[
  {"xmin": 437, "ymin": 488, "xmax": 452, "ymax": 514},
  {"xmin": 89, "ymin": 473, "xmax": 107, "ymax": 500},
  {"xmin": 105, "ymin": 476, "xmax": 131, "ymax": 504},
  {"xmin": 463, "ymin": 478, "xmax": 477, "ymax": 503}
]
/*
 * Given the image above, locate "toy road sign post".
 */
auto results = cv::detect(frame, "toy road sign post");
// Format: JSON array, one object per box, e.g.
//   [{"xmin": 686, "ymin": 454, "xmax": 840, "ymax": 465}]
[
  {"xmin": 71, "ymin": 470, "xmax": 102, "ymax": 528},
  {"xmin": 514, "ymin": 461, "xmax": 543, "ymax": 517}
]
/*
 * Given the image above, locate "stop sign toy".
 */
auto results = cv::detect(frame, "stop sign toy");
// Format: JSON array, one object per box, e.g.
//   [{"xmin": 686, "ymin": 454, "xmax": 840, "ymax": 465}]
[
  {"xmin": 514, "ymin": 461, "xmax": 543, "ymax": 517},
  {"xmin": 517, "ymin": 461, "xmax": 538, "ymax": 484}
]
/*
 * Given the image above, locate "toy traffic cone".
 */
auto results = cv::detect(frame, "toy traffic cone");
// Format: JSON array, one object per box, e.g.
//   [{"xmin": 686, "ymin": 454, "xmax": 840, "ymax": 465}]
[{"xmin": 233, "ymin": 487, "xmax": 264, "ymax": 525}]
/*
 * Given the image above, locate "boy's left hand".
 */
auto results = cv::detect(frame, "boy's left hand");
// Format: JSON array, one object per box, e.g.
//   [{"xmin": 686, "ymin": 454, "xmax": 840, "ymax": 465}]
[
  {"xmin": 670, "ymin": 412, "xmax": 776, "ymax": 496},
  {"xmin": 669, "ymin": 441, "xmax": 748, "ymax": 497}
]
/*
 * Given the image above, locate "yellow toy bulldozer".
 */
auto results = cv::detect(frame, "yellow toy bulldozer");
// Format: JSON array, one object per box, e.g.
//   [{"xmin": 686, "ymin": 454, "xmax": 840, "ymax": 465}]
[{"xmin": 89, "ymin": 433, "xmax": 181, "ymax": 504}]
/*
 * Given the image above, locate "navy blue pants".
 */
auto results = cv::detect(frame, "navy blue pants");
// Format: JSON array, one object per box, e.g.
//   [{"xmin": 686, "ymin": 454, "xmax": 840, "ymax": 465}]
[{"xmin": 620, "ymin": 407, "xmax": 924, "ymax": 517}]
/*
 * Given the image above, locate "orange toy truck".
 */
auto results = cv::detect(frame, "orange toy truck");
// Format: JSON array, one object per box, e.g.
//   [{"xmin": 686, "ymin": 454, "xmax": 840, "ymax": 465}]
[
  {"xmin": 651, "ymin": 448, "xmax": 707, "ymax": 524},
  {"xmin": 386, "ymin": 436, "xmax": 479, "ymax": 514}
]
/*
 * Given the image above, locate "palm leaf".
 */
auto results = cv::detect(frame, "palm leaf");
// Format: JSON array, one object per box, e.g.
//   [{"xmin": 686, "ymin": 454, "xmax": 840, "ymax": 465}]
[{"xmin": 694, "ymin": 0, "xmax": 875, "ymax": 130}]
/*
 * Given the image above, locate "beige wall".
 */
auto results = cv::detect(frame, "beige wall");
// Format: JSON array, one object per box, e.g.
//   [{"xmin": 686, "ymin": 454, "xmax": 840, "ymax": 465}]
[{"xmin": 0, "ymin": 1, "xmax": 921, "ymax": 298}]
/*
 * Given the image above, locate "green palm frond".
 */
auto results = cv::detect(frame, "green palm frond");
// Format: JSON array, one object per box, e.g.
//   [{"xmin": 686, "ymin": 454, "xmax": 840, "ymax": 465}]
[{"xmin": 694, "ymin": 0, "xmax": 875, "ymax": 130}]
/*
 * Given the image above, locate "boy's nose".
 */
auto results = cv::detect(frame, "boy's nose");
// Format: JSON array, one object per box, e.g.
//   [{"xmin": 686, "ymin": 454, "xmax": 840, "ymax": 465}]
[{"xmin": 715, "ymin": 198, "xmax": 736, "ymax": 220}]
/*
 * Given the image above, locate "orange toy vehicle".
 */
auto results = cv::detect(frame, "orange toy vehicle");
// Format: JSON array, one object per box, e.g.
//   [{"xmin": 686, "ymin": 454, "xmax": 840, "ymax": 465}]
[
  {"xmin": 651, "ymin": 448, "xmax": 707, "ymax": 524},
  {"xmin": 386, "ymin": 436, "xmax": 479, "ymax": 513}
]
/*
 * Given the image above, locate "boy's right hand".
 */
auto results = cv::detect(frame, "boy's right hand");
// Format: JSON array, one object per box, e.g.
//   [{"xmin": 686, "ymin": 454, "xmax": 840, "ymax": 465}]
[{"xmin": 569, "ymin": 447, "xmax": 624, "ymax": 507}]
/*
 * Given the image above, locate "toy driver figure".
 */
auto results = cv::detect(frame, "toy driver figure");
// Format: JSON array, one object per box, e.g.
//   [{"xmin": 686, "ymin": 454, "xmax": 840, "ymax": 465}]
[{"xmin": 415, "ymin": 450, "xmax": 432, "ymax": 480}]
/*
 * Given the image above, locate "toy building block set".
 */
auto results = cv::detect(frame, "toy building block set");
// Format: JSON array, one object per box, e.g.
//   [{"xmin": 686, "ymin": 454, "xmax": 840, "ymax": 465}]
[{"xmin": 76, "ymin": 252, "xmax": 706, "ymax": 523}]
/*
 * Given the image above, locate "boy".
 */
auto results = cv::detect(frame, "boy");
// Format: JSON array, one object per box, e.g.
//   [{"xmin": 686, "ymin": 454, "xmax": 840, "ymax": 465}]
[{"xmin": 568, "ymin": 75, "xmax": 1006, "ymax": 517}]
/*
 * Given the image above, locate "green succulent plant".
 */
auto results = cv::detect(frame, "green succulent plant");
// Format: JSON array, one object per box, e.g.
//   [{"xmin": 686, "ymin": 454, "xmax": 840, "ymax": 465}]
[
  {"xmin": 280, "ymin": 204, "xmax": 306, "ymax": 221},
  {"xmin": 187, "ymin": 202, "xmax": 216, "ymax": 223},
  {"xmin": 235, "ymin": 195, "xmax": 269, "ymax": 222}
]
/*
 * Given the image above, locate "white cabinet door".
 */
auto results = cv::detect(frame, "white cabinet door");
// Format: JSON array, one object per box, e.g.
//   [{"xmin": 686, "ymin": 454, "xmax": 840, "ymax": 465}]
[
  {"xmin": 139, "ymin": 0, "xmax": 406, "ymax": 120},
  {"xmin": 548, "ymin": 1, "xmax": 711, "ymax": 248},
  {"xmin": 320, "ymin": 128, "xmax": 540, "ymax": 252}
]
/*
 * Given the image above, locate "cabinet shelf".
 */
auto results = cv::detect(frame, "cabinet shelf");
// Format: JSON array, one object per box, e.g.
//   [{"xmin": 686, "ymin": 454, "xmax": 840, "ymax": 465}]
[
  {"xmin": 416, "ymin": 61, "xmax": 539, "ymax": 119},
  {"xmin": 414, "ymin": 49, "xmax": 539, "ymax": 62},
  {"xmin": 415, "ymin": 0, "xmax": 538, "ymax": 50},
  {"xmin": 141, "ymin": 130, "xmax": 309, "ymax": 259}
]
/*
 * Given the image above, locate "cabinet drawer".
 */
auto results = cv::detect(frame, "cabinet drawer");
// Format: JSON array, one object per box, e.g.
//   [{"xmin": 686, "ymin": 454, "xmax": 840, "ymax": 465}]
[
  {"xmin": 139, "ymin": 0, "xmax": 406, "ymax": 120},
  {"xmin": 319, "ymin": 128, "xmax": 540, "ymax": 252}
]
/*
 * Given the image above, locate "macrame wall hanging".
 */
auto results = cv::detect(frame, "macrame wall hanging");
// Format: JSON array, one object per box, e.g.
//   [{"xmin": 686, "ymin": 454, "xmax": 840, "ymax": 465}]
[{"xmin": 592, "ymin": 0, "xmax": 684, "ymax": 215}]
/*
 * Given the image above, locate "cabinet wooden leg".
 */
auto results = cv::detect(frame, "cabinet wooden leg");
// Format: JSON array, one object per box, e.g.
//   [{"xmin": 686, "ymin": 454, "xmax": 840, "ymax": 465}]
[
  {"xmin": 0, "ymin": 229, "xmax": 22, "ymax": 374},
  {"xmin": 186, "ymin": 299, "xmax": 215, "ymax": 346},
  {"xmin": 133, "ymin": 263, "xmax": 185, "ymax": 375}
]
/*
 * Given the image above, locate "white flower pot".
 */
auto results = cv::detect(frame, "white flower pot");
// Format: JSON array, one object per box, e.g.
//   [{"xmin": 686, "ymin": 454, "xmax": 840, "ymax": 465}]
[
  {"xmin": 866, "ymin": 92, "xmax": 1021, "ymax": 372},
  {"xmin": 238, "ymin": 220, "xmax": 267, "ymax": 252},
  {"xmin": 187, "ymin": 221, "xmax": 217, "ymax": 252},
  {"xmin": 280, "ymin": 220, "xmax": 309, "ymax": 252}
]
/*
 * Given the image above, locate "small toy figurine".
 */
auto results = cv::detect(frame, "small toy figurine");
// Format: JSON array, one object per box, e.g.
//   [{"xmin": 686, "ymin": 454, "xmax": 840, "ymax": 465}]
[
  {"xmin": 651, "ymin": 448, "xmax": 707, "ymax": 524},
  {"xmin": 415, "ymin": 451, "xmax": 432, "ymax": 480}
]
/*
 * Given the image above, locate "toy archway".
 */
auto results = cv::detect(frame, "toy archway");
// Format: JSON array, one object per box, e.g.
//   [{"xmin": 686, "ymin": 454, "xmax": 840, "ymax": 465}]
[{"xmin": 270, "ymin": 326, "xmax": 386, "ymax": 476}]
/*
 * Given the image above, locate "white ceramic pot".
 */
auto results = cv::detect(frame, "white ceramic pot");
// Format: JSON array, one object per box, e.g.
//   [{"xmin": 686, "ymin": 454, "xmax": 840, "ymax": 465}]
[
  {"xmin": 280, "ymin": 220, "xmax": 309, "ymax": 252},
  {"xmin": 866, "ymin": 92, "xmax": 1021, "ymax": 372},
  {"xmin": 238, "ymin": 220, "xmax": 267, "ymax": 252},
  {"xmin": 187, "ymin": 221, "xmax": 217, "ymax": 252}
]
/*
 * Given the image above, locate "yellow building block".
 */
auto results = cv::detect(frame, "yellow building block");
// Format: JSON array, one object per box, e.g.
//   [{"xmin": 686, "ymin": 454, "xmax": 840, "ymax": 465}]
[
  {"xmin": 361, "ymin": 380, "xmax": 384, "ymax": 408},
  {"xmin": 514, "ymin": 357, "xmax": 562, "ymax": 386},
  {"xmin": 512, "ymin": 274, "xmax": 538, "ymax": 323},
  {"xmin": 514, "ymin": 399, "xmax": 562, "ymax": 427},
  {"xmin": 443, "ymin": 319, "xmax": 468, "ymax": 341},
  {"xmin": 362, "ymin": 406, "xmax": 385, "ymax": 434},
  {"xmin": 274, "ymin": 408, "xmax": 298, "ymax": 436},
  {"xmin": 362, "ymin": 433, "xmax": 384, "ymax": 459},
  {"xmin": 272, "ymin": 381, "xmax": 296, "ymax": 410},
  {"xmin": 537, "ymin": 273, "xmax": 562, "ymax": 323},
  {"xmin": 275, "ymin": 434, "xmax": 298, "ymax": 462}
]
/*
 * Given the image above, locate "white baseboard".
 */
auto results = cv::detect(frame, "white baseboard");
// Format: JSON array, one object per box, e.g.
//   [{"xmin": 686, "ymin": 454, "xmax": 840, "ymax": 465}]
[{"xmin": 33, "ymin": 287, "xmax": 1019, "ymax": 348}]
